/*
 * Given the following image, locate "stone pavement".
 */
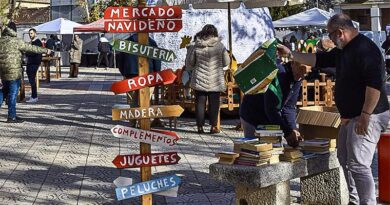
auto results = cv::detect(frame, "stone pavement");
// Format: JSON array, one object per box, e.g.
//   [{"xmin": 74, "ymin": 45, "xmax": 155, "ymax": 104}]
[{"xmin": 0, "ymin": 67, "xmax": 386, "ymax": 205}]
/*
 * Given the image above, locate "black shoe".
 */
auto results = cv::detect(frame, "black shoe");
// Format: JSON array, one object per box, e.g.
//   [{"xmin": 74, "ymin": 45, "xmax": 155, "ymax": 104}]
[
  {"xmin": 197, "ymin": 126, "xmax": 204, "ymax": 134},
  {"xmin": 6, "ymin": 117, "xmax": 24, "ymax": 123}
]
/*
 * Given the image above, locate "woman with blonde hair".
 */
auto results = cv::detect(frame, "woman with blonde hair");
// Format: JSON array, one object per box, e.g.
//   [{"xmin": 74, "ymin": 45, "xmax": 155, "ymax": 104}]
[{"xmin": 186, "ymin": 24, "xmax": 230, "ymax": 134}]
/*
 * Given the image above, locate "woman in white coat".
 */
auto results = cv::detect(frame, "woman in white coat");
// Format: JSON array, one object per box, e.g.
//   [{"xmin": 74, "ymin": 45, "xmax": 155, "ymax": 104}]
[{"xmin": 186, "ymin": 25, "xmax": 230, "ymax": 134}]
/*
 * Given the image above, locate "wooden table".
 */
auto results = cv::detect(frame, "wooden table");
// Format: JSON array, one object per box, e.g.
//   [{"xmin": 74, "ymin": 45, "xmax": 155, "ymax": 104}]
[{"xmin": 40, "ymin": 56, "xmax": 61, "ymax": 83}]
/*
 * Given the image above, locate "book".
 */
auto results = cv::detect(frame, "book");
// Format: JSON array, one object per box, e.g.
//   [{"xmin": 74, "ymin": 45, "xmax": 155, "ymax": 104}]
[
  {"xmin": 256, "ymin": 125, "xmax": 281, "ymax": 130},
  {"xmin": 240, "ymin": 148, "xmax": 274, "ymax": 156},
  {"xmin": 268, "ymin": 155, "xmax": 280, "ymax": 164},
  {"xmin": 215, "ymin": 152, "xmax": 240, "ymax": 159},
  {"xmin": 280, "ymin": 156, "xmax": 302, "ymax": 162},
  {"xmin": 239, "ymin": 152, "xmax": 273, "ymax": 160},
  {"xmin": 218, "ymin": 158, "xmax": 236, "ymax": 165},
  {"xmin": 240, "ymin": 142, "xmax": 273, "ymax": 152},
  {"xmin": 283, "ymin": 150, "xmax": 303, "ymax": 159},
  {"xmin": 235, "ymin": 159, "xmax": 268, "ymax": 167},
  {"xmin": 233, "ymin": 138, "xmax": 258, "ymax": 152}
]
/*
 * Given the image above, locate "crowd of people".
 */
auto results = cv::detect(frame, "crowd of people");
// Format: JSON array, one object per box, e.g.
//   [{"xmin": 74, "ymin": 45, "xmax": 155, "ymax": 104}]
[{"xmin": 0, "ymin": 12, "xmax": 389, "ymax": 204}]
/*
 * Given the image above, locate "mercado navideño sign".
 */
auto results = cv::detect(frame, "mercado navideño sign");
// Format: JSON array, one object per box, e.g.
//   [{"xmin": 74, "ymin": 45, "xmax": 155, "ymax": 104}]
[
  {"xmin": 112, "ymin": 105, "xmax": 184, "ymax": 120},
  {"xmin": 111, "ymin": 69, "xmax": 177, "ymax": 94},
  {"xmin": 104, "ymin": 6, "xmax": 182, "ymax": 33},
  {"xmin": 111, "ymin": 125, "xmax": 180, "ymax": 147},
  {"xmin": 115, "ymin": 175, "xmax": 181, "ymax": 201},
  {"xmin": 112, "ymin": 39, "xmax": 177, "ymax": 62},
  {"xmin": 112, "ymin": 152, "xmax": 180, "ymax": 169}
]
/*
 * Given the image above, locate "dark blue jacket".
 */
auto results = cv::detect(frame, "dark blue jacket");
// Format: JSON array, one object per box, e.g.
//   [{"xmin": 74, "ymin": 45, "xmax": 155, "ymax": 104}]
[
  {"xmin": 239, "ymin": 62, "xmax": 302, "ymax": 137},
  {"xmin": 118, "ymin": 34, "xmax": 162, "ymax": 77},
  {"xmin": 26, "ymin": 38, "xmax": 43, "ymax": 65}
]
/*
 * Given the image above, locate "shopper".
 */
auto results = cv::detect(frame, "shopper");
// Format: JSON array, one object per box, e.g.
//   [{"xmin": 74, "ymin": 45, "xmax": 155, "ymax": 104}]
[
  {"xmin": 25, "ymin": 28, "xmax": 43, "ymax": 103},
  {"xmin": 69, "ymin": 35, "xmax": 83, "ymax": 78}
]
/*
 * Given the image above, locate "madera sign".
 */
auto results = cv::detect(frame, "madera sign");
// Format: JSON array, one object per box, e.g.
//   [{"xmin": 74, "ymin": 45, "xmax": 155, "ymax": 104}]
[
  {"xmin": 104, "ymin": 6, "xmax": 182, "ymax": 19},
  {"xmin": 112, "ymin": 105, "xmax": 184, "ymax": 120},
  {"xmin": 112, "ymin": 152, "xmax": 180, "ymax": 169},
  {"xmin": 115, "ymin": 175, "xmax": 181, "ymax": 201},
  {"xmin": 111, "ymin": 125, "xmax": 180, "ymax": 147},
  {"xmin": 112, "ymin": 39, "xmax": 176, "ymax": 62},
  {"xmin": 105, "ymin": 19, "xmax": 182, "ymax": 33},
  {"xmin": 111, "ymin": 69, "xmax": 176, "ymax": 94}
]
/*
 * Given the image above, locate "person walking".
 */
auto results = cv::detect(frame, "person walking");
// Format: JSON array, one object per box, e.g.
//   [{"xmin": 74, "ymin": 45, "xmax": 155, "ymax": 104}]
[
  {"xmin": 186, "ymin": 24, "xmax": 230, "ymax": 134},
  {"xmin": 381, "ymin": 34, "xmax": 390, "ymax": 78},
  {"xmin": 25, "ymin": 28, "xmax": 43, "ymax": 103},
  {"xmin": 278, "ymin": 13, "xmax": 390, "ymax": 205},
  {"xmin": 96, "ymin": 34, "xmax": 111, "ymax": 69},
  {"xmin": 69, "ymin": 35, "xmax": 83, "ymax": 78},
  {"xmin": 0, "ymin": 25, "xmax": 50, "ymax": 123}
]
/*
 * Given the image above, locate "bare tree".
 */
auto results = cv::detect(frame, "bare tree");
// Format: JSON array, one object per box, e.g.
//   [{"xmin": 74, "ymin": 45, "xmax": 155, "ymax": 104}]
[{"xmin": 0, "ymin": 0, "xmax": 21, "ymax": 25}]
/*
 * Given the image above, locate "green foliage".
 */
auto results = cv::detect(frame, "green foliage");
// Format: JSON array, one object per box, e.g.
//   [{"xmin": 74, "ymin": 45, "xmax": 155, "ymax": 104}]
[{"xmin": 269, "ymin": 0, "xmax": 335, "ymax": 21}]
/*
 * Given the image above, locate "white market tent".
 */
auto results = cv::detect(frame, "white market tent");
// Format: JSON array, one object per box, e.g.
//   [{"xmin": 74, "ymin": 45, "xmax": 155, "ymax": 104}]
[
  {"xmin": 23, "ymin": 18, "xmax": 82, "ymax": 34},
  {"xmin": 273, "ymin": 8, "xmax": 359, "ymax": 28}
]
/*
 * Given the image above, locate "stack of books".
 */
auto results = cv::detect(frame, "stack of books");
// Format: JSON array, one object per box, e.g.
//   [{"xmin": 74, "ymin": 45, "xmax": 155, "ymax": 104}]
[
  {"xmin": 235, "ymin": 142, "xmax": 275, "ymax": 166},
  {"xmin": 255, "ymin": 125, "xmax": 284, "ymax": 164},
  {"xmin": 232, "ymin": 137, "xmax": 258, "ymax": 153},
  {"xmin": 215, "ymin": 152, "xmax": 240, "ymax": 165},
  {"xmin": 280, "ymin": 146, "xmax": 303, "ymax": 162},
  {"xmin": 299, "ymin": 138, "xmax": 337, "ymax": 154}
]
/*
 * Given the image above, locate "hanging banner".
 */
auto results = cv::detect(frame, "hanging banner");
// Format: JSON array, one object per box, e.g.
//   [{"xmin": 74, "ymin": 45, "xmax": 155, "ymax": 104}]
[
  {"xmin": 111, "ymin": 69, "xmax": 176, "ymax": 94},
  {"xmin": 112, "ymin": 105, "xmax": 184, "ymax": 120},
  {"xmin": 112, "ymin": 152, "xmax": 180, "ymax": 169},
  {"xmin": 104, "ymin": 6, "xmax": 182, "ymax": 19},
  {"xmin": 115, "ymin": 175, "xmax": 181, "ymax": 201},
  {"xmin": 112, "ymin": 39, "xmax": 177, "ymax": 62},
  {"xmin": 104, "ymin": 19, "xmax": 182, "ymax": 33},
  {"xmin": 111, "ymin": 125, "xmax": 180, "ymax": 147}
]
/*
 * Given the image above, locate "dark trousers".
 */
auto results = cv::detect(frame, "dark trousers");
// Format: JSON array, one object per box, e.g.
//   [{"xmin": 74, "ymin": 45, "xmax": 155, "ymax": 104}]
[
  {"xmin": 26, "ymin": 64, "xmax": 39, "ymax": 98},
  {"xmin": 70, "ymin": 63, "xmax": 79, "ymax": 77},
  {"xmin": 194, "ymin": 90, "xmax": 221, "ymax": 127},
  {"xmin": 97, "ymin": 52, "xmax": 109, "ymax": 67}
]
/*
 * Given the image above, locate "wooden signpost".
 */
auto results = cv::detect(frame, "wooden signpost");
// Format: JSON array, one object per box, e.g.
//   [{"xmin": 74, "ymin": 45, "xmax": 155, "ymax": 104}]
[
  {"xmin": 112, "ymin": 39, "xmax": 177, "ymax": 62},
  {"xmin": 115, "ymin": 175, "xmax": 181, "ymax": 201},
  {"xmin": 106, "ymin": 3, "xmax": 183, "ymax": 204},
  {"xmin": 111, "ymin": 125, "xmax": 179, "ymax": 147},
  {"xmin": 112, "ymin": 152, "xmax": 180, "ymax": 169},
  {"xmin": 112, "ymin": 105, "xmax": 184, "ymax": 121},
  {"xmin": 111, "ymin": 69, "xmax": 177, "ymax": 94}
]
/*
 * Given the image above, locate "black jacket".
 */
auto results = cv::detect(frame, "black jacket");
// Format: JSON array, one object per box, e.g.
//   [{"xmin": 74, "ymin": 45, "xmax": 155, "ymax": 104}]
[{"xmin": 26, "ymin": 39, "xmax": 43, "ymax": 65}]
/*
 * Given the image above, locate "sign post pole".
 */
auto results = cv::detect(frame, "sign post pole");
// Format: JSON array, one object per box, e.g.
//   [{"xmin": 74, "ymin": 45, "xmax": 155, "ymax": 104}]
[{"xmin": 137, "ymin": 1, "xmax": 152, "ymax": 204}]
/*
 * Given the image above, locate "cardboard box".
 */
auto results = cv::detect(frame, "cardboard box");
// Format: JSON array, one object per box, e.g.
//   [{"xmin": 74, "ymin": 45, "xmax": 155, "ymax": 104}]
[
  {"xmin": 234, "ymin": 39, "xmax": 278, "ymax": 95},
  {"xmin": 296, "ymin": 106, "xmax": 341, "ymax": 139}
]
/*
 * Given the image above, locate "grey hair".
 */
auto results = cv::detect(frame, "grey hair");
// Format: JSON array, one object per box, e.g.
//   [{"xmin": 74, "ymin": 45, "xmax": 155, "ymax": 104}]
[{"xmin": 328, "ymin": 13, "xmax": 355, "ymax": 30}]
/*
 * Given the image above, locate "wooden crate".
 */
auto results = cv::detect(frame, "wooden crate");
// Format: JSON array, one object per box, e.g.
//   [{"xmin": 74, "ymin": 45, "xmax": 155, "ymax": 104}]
[{"xmin": 297, "ymin": 77, "xmax": 335, "ymax": 107}]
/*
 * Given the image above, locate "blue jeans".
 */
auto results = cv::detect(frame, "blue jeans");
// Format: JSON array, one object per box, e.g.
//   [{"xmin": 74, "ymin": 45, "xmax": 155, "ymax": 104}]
[
  {"xmin": 0, "ymin": 79, "xmax": 21, "ymax": 119},
  {"xmin": 27, "ymin": 64, "xmax": 39, "ymax": 98}
]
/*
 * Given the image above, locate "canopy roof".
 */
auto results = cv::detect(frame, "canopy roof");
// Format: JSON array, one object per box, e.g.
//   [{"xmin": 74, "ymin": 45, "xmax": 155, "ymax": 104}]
[
  {"xmin": 273, "ymin": 8, "xmax": 359, "ymax": 28},
  {"xmin": 73, "ymin": 18, "xmax": 106, "ymax": 33},
  {"xmin": 24, "ymin": 18, "xmax": 82, "ymax": 34}
]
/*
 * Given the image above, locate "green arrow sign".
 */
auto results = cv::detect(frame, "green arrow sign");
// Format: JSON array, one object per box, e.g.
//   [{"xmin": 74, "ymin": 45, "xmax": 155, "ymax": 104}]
[{"xmin": 112, "ymin": 39, "xmax": 176, "ymax": 62}]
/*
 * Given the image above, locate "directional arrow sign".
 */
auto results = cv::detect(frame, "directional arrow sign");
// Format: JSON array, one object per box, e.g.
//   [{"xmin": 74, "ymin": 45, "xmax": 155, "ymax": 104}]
[
  {"xmin": 105, "ymin": 19, "xmax": 182, "ymax": 33},
  {"xmin": 112, "ymin": 152, "xmax": 180, "ymax": 169},
  {"xmin": 111, "ymin": 125, "xmax": 179, "ymax": 147},
  {"xmin": 111, "ymin": 69, "xmax": 176, "ymax": 94},
  {"xmin": 104, "ymin": 6, "xmax": 182, "ymax": 19},
  {"xmin": 112, "ymin": 105, "xmax": 184, "ymax": 121},
  {"xmin": 115, "ymin": 175, "xmax": 181, "ymax": 201},
  {"xmin": 113, "ymin": 177, "xmax": 179, "ymax": 197},
  {"xmin": 112, "ymin": 39, "xmax": 177, "ymax": 62}
]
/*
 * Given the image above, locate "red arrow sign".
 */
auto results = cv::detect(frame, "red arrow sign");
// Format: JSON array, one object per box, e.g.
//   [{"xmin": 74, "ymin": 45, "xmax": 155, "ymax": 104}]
[
  {"xmin": 111, "ymin": 69, "xmax": 177, "ymax": 94},
  {"xmin": 113, "ymin": 152, "xmax": 180, "ymax": 169},
  {"xmin": 104, "ymin": 19, "xmax": 182, "ymax": 33},
  {"xmin": 104, "ymin": 6, "xmax": 182, "ymax": 19}
]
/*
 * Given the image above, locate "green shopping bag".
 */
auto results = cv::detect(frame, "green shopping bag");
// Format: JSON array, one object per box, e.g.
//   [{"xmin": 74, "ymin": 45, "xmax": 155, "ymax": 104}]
[{"xmin": 234, "ymin": 39, "xmax": 279, "ymax": 95}]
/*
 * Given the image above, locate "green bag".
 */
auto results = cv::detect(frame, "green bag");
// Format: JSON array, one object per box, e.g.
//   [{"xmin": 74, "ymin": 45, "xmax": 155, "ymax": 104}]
[{"xmin": 234, "ymin": 39, "xmax": 279, "ymax": 95}]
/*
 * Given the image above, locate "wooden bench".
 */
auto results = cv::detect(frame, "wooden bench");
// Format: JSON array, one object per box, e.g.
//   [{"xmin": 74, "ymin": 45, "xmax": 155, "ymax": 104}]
[{"xmin": 209, "ymin": 152, "xmax": 348, "ymax": 205}]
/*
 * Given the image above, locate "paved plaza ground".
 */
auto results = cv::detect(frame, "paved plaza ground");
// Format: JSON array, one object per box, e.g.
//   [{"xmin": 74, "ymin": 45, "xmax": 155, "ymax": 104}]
[{"xmin": 0, "ymin": 67, "xmax": 387, "ymax": 205}]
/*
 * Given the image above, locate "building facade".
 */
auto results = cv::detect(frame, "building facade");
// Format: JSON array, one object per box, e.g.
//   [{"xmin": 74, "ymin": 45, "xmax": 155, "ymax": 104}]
[{"xmin": 50, "ymin": 0, "xmax": 96, "ymax": 22}]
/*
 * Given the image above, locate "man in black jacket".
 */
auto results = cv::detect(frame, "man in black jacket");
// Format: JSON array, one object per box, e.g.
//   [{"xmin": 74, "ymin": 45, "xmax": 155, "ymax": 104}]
[
  {"xmin": 96, "ymin": 34, "xmax": 111, "ymax": 69},
  {"xmin": 278, "ymin": 13, "xmax": 390, "ymax": 205},
  {"xmin": 26, "ymin": 28, "xmax": 43, "ymax": 103}
]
